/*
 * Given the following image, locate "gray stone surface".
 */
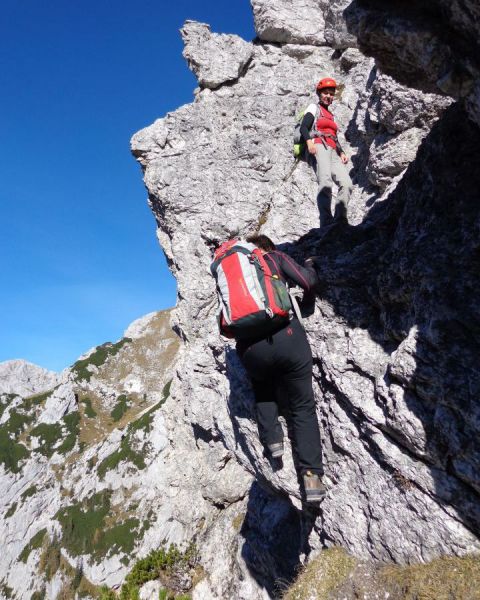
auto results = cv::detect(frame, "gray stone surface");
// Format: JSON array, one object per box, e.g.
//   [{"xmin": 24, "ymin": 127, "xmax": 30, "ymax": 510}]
[
  {"xmin": 343, "ymin": 0, "xmax": 480, "ymax": 125},
  {"xmin": 131, "ymin": 2, "xmax": 480, "ymax": 594},
  {"xmin": 0, "ymin": 359, "xmax": 60, "ymax": 397},
  {"xmin": 181, "ymin": 21, "xmax": 253, "ymax": 89},
  {"xmin": 3, "ymin": 1, "xmax": 480, "ymax": 598},
  {"xmin": 251, "ymin": 0, "xmax": 326, "ymax": 45}
]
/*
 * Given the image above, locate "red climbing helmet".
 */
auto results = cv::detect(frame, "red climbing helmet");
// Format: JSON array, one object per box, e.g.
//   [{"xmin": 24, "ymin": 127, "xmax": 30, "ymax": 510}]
[{"xmin": 316, "ymin": 77, "xmax": 337, "ymax": 91}]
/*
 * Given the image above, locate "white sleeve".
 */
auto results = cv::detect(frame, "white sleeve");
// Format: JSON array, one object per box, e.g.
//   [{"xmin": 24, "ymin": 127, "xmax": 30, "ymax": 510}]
[{"xmin": 304, "ymin": 103, "xmax": 317, "ymax": 118}]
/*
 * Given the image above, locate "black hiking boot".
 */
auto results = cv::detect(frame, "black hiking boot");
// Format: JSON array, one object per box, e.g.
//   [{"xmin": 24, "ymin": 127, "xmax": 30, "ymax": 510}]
[{"xmin": 303, "ymin": 471, "xmax": 327, "ymax": 503}]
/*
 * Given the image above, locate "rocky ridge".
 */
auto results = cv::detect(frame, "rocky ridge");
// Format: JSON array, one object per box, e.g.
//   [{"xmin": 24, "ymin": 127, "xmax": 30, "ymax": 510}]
[
  {"xmin": 2, "ymin": 1, "xmax": 479, "ymax": 598},
  {"xmin": 0, "ymin": 310, "xmax": 201, "ymax": 598},
  {"xmin": 130, "ymin": 0, "xmax": 480, "ymax": 597}
]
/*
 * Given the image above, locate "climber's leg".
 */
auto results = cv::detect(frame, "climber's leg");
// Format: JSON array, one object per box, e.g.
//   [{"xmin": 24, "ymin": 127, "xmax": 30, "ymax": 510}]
[
  {"xmin": 312, "ymin": 144, "xmax": 334, "ymax": 227},
  {"xmin": 275, "ymin": 320, "xmax": 323, "ymax": 475},
  {"xmin": 250, "ymin": 378, "xmax": 284, "ymax": 447},
  {"xmin": 331, "ymin": 152, "xmax": 353, "ymax": 223},
  {"xmin": 238, "ymin": 339, "xmax": 283, "ymax": 448}
]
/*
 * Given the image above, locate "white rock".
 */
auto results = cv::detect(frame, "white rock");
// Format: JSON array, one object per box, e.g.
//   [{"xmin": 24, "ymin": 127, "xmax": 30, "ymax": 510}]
[{"xmin": 0, "ymin": 359, "xmax": 59, "ymax": 396}]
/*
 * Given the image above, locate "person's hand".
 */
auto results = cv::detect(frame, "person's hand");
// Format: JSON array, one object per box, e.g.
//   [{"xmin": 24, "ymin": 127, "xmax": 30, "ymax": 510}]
[
  {"xmin": 340, "ymin": 152, "xmax": 349, "ymax": 164},
  {"xmin": 307, "ymin": 140, "xmax": 317, "ymax": 155},
  {"xmin": 305, "ymin": 257, "xmax": 315, "ymax": 267}
]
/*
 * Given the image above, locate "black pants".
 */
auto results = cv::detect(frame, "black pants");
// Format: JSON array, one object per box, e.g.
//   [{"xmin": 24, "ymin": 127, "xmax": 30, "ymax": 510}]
[{"xmin": 237, "ymin": 318, "xmax": 323, "ymax": 475}]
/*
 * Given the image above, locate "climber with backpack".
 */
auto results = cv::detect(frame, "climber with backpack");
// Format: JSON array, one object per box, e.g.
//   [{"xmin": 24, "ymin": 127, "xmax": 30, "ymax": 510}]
[
  {"xmin": 210, "ymin": 234, "xmax": 326, "ymax": 503},
  {"xmin": 297, "ymin": 77, "xmax": 353, "ymax": 228}
]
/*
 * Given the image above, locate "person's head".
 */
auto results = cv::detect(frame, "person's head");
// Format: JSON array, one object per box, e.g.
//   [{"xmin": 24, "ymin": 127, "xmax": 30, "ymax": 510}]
[
  {"xmin": 246, "ymin": 234, "xmax": 276, "ymax": 252},
  {"xmin": 316, "ymin": 77, "xmax": 337, "ymax": 107}
]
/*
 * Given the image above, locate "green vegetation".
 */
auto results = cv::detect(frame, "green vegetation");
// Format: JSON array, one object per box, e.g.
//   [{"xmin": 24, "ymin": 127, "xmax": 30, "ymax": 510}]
[
  {"xmin": 97, "ymin": 436, "xmax": 145, "ymax": 479},
  {"xmin": 18, "ymin": 528, "xmax": 47, "ymax": 563},
  {"xmin": 161, "ymin": 380, "xmax": 172, "ymax": 405},
  {"xmin": 55, "ymin": 490, "xmax": 140, "ymax": 561},
  {"xmin": 376, "ymin": 554, "xmax": 480, "ymax": 600},
  {"xmin": 22, "ymin": 389, "xmax": 53, "ymax": 411},
  {"xmin": 5, "ymin": 502, "xmax": 17, "ymax": 518},
  {"xmin": 0, "ymin": 395, "xmax": 15, "ymax": 421},
  {"xmin": 30, "ymin": 411, "xmax": 80, "ymax": 457},
  {"xmin": 232, "ymin": 513, "xmax": 245, "ymax": 532},
  {"xmin": 111, "ymin": 395, "xmax": 131, "ymax": 422},
  {"xmin": 81, "ymin": 396, "xmax": 97, "ymax": 418},
  {"xmin": 97, "ymin": 383, "xmax": 174, "ymax": 478},
  {"xmin": 282, "ymin": 549, "xmax": 480, "ymax": 600},
  {"xmin": 21, "ymin": 485, "xmax": 38, "ymax": 501},
  {"xmin": 101, "ymin": 543, "xmax": 198, "ymax": 600},
  {"xmin": 283, "ymin": 547, "xmax": 355, "ymax": 600},
  {"xmin": 71, "ymin": 338, "xmax": 132, "ymax": 382},
  {"xmin": 0, "ymin": 413, "xmax": 31, "ymax": 473},
  {"xmin": 0, "ymin": 582, "xmax": 14, "ymax": 599},
  {"xmin": 100, "ymin": 587, "xmax": 117, "ymax": 600},
  {"xmin": 38, "ymin": 535, "xmax": 61, "ymax": 580},
  {"xmin": 36, "ymin": 535, "xmax": 106, "ymax": 599},
  {"xmin": 5, "ymin": 409, "xmax": 33, "ymax": 436}
]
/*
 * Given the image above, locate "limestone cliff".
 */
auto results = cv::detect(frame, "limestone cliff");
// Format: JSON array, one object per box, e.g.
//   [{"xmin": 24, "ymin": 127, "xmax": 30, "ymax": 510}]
[
  {"xmin": 2, "ymin": 1, "xmax": 480, "ymax": 599},
  {"xmin": 130, "ymin": 0, "xmax": 480, "ymax": 597},
  {"xmin": 0, "ymin": 311, "xmax": 184, "ymax": 598}
]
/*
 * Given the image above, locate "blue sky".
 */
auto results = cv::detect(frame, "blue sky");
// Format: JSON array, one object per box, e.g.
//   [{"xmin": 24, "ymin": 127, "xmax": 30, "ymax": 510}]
[{"xmin": 0, "ymin": 1, "xmax": 255, "ymax": 371}]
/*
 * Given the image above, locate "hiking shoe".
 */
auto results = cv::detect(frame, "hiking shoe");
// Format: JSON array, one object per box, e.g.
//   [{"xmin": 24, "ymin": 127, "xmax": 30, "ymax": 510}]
[
  {"xmin": 303, "ymin": 471, "xmax": 327, "ymax": 503},
  {"xmin": 267, "ymin": 442, "xmax": 284, "ymax": 458}
]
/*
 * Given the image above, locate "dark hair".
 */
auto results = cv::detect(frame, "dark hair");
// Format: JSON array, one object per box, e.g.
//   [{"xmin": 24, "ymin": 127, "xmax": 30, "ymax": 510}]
[{"xmin": 246, "ymin": 234, "xmax": 276, "ymax": 252}]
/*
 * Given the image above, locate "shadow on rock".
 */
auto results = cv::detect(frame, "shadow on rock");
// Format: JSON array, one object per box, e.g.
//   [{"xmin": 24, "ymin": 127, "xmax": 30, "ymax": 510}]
[
  {"xmin": 289, "ymin": 103, "xmax": 480, "ymax": 537},
  {"xmin": 239, "ymin": 481, "xmax": 318, "ymax": 599}
]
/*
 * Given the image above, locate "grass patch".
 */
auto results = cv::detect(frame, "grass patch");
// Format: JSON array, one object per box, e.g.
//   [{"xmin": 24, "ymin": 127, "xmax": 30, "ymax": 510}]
[
  {"xmin": 0, "ymin": 582, "xmax": 14, "ymax": 598},
  {"xmin": 283, "ymin": 549, "xmax": 480, "ymax": 600},
  {"xmin": 18, "ymin": 528, "xmax": 47, "ymax": 563},
  {"xmin": 37, "ymin": 536, "xmax": 106, "ymax": 599},
  {"xmin": 97, "ymin": 394, "xmax": 168, "ymax": 480},
  {"xmin": 38, "ymin": 535, "xmax": 61, "ymax": 580},
  {"xmin": 21, "ymin": 389, "xmax": 54, "ymax": 411},
  {"xmin": 161, "ymin": 380, "xmax": 172, "ymax": 404},
  {"xmin": 97, "ymin": 437, "xmax": 145, "ymax": 480},
  {"xmin": 81, "ymin": 397, "xmax": 97, "ymax": 418},
  {"xmin": 377, "ymin": 554, "xmax": 480, "ymax": 600},
  {"xmin": 283, "ymin": 547, "xmax": 356, "ymax": 600},
  {"xmin": 71, "ymin": 338, "xmax": 132, "ymax": 382},
  {"xmin": 21, "ymin": 485, "xmax": 38, "ymax": 501},
  {"xmin": 55, "ymin": 490, "xmax": 140, "ymax": 561},
  {"xmin": 97, "ymin": 381, "xmax": 172, "ymax": 480},
  {"xmin": 5, "ymin": 410, "xmax": 33, "ymax": 436},
  {"xmin": 30, "ymin": 411, "xmax": 80, "ymax": 457},
  {"xmin": 232, "ymin": 513, "xmax": 245, "ymax": 532},
  {"xmin": 101, "ymin": 543, "xmax": 198, "ymax": 600},
  {"xmin": 0, "ymin": 395, "xmax": 16, "ymax": 421},
  {"xmin": 0, "ymin": 416, "xmax": 30, "ymax": 473},
  {"xmin": 5, "ymin": 502, "xmax": 17, "ymax": 518},
  {"xmin": 111, "ymin": 395, "xmax": 130, "ymax": 422}
]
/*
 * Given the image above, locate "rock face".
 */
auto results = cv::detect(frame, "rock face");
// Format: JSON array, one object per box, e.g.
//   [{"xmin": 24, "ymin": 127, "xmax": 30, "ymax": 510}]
[
  {"xmin": 343, "ymin": 0, "xmax": 480, "ymax": 125},
  {"xmin": 131, "ymin": 0, "xmax": 480, "ymax": 596},
  {"xmin": 0, "ymin": 360, "xmax": 60, "ymax": 397},
  {"xmin": 2, "ymin": 2, "xmax": 480, "ymax": 599},
  {"xmin": 181, "ymin": 21, "xmax": 254, "ymax": 89}
]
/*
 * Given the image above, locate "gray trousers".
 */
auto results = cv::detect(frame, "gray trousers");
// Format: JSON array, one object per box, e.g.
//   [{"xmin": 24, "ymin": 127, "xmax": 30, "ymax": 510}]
[{"xmin": 310, "ymin": 144, "xmax": 353, "ymax": 227}]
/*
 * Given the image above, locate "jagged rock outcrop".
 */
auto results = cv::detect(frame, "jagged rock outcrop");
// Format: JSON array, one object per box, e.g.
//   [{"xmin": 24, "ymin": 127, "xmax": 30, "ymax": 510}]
[
  {"xmin": 182, "ymin": 21, "xmax": 254, "ymax": 89},
  {"xmin": 3, "ymin": 1, "xmax": 480, "ymax": 599},
  {"xmin": 1, "ymin": 311, "xmax": 211, "ymax": 598},
  {"xmin": 131, "ymin": 0, "xmax": 480, "ymax": 597},
  {"xmin": 343, "ymin": 0, "xmax": 480, "ymax": 125},
  {"xmin": 0, "ymin": 360, "xmax": 60, "ymax": 397}
]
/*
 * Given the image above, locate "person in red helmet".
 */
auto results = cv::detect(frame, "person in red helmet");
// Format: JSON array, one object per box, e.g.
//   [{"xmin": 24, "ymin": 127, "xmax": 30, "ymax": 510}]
[{"xmin": 299, "ymin": 77, "xmax": 353, "ymax": 227}]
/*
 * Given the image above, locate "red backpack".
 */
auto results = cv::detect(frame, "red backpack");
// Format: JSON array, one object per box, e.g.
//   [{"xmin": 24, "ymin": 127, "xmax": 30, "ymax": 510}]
[{"xmin": 210, "ymin": 240, "xmax": 292, "ymax": 339}]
